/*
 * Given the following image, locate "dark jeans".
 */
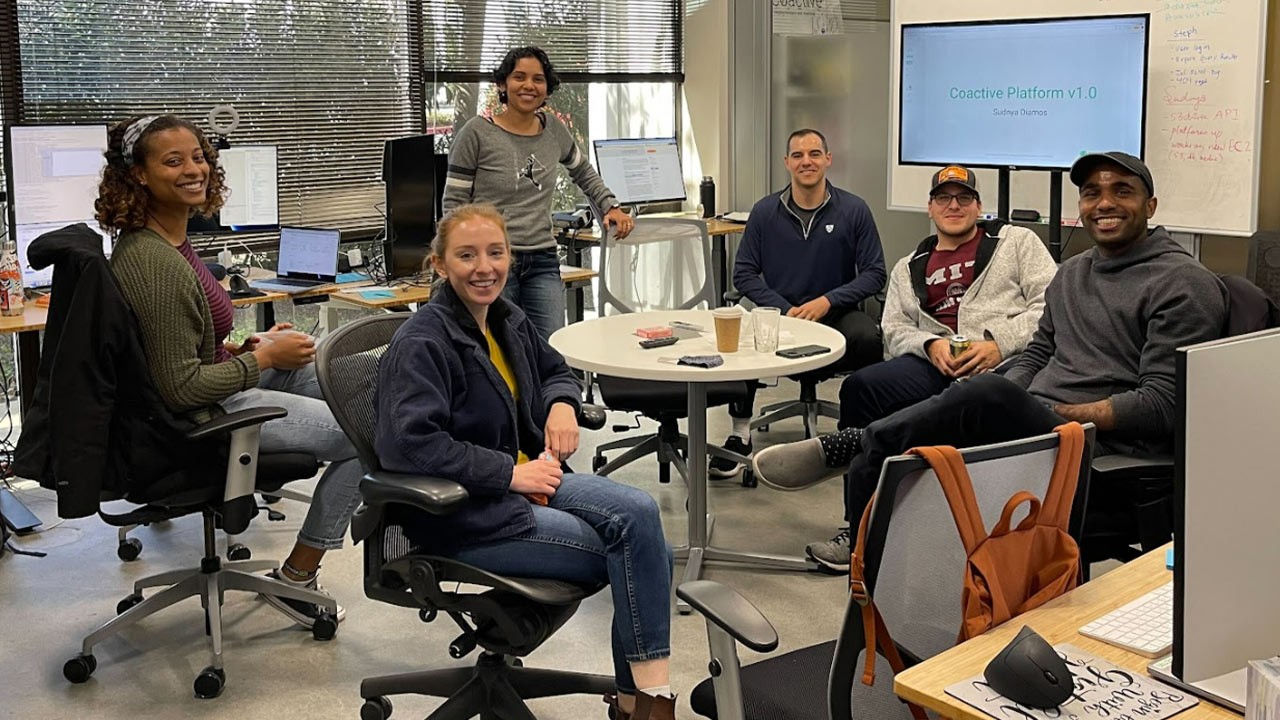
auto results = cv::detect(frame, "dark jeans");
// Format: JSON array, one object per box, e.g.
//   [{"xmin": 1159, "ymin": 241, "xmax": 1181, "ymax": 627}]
[
  {"xmin": 503, "ymin": 247, "xmax": 564, "ymax": 342},
  {"xmin": 837, "ymin": 354, "xmax": 953, "ymax": 429},
  {"xmin": 729, "ymin": 308, "xmax": 882, "ymax": 419},
  {"xmin": 842, "ymin": 374, "xmax": 1066, "ymax": 522}
]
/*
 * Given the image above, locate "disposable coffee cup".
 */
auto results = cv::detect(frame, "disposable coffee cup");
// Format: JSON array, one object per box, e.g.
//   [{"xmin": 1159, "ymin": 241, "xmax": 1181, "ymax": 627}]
[{"xmin": 712, "ymin": 307, "xmax": 744, "ymax": 353}]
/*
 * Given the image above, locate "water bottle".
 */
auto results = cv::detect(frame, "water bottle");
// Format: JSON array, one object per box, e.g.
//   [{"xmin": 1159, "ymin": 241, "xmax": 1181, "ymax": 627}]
[
  {"xmin": 0, "ymin": 239, "xmax": 24, "ymax": 316},
  {"xmin": 699, "ymin": 176, "xmax": 716, "ymax": 218}
]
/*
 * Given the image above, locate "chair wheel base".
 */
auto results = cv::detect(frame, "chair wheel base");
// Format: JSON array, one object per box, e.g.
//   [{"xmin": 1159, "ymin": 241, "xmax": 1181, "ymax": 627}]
[
  {"xmin": 313, "ymin": 613, "xmax": 339, "ymax": 641},
  {"xmin": 361, "ymin": 696, "xmax": 393, "ymax": 720},
  {"xmin": 741, "ymin": 469, "xmax": 757, "ymax": 488},
  {"xmin": 117, "ymin": 593, "xmax": 143, "ymax": 615},
  {"xmin": 117, "ymin": 537, "xmax": 142, "ymax": 561},
  {"xmin": 63, "ymin": 654, "xmax": 97, "ymax": 684},
  {"xmin": 194, "ymin": 666, "xmax": 225, "ymax": 699},
  {"xmin": 227, "ymin": 543, "xmax": 252, "ymax": 561}
]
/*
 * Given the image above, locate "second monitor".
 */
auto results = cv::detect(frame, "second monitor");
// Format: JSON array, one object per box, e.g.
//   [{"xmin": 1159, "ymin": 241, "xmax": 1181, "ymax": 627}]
[{"xmin": 592, "ymin": 137, "xmax": 685, "ymax": 206}]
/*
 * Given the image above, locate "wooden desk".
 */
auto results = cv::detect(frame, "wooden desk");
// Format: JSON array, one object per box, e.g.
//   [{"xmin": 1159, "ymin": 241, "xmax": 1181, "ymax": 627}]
[{"xmin": 894, "ymin": 547, "xmax": 1236, "ymax": 719}]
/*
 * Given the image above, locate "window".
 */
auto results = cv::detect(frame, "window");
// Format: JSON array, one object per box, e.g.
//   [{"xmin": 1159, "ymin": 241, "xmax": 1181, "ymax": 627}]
[
  {"xmin": 10, "ymin": 0, "xmax": 418, "ymax": 242},
  {"xmin": 424, "ymin": 0, "xmax": 684, "ymax": 211}
]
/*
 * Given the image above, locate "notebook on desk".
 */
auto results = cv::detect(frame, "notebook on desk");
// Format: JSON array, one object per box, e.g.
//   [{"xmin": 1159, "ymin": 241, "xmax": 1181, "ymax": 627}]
[{"xmin": 249, "ymin": 226, "xmax": 341, "ymax": 294}]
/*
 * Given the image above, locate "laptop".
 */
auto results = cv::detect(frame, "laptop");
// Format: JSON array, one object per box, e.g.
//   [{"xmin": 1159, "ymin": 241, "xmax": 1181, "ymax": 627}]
[{"xmin": 249, "ymin": 226, "xmax": 341, "ymax": 294}]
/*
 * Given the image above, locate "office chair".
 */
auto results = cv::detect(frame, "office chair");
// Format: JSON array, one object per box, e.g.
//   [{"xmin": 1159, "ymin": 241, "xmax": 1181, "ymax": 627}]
[
  {"xmin": 314, "ymin": 314, "xmax": 616, "ymax": 720},
  {"xmin": 590, "ymin": 213, "xmax": 755, "ymax": 486},
  {"xmin": 1078, "ymin": 274, "xmax": 1278, "ymax": 577},
  {"xmin": 1246, "ymin": 230, "xmax": 1280, "ymax": 304},
  {"xmin": 16, "ymin": 227, "xmax": 335, "ymax": 699},
  {"xmin": 679, "ymin": 427, "xmax": 1094, "ymax": 720}
]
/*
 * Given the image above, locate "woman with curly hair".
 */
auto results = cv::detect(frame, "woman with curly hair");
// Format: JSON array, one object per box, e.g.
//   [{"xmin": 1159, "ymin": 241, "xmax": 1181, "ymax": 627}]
[
  {"xmin": 100, "ymin": 114, "xmax": 361, "ymax": 629},
  {"xmin": 443, "ymin": 45, "xmax": 635, "ymax": 341}
]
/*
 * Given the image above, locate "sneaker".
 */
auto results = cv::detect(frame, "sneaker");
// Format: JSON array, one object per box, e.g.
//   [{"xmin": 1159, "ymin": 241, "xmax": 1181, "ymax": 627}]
[
  {"xmin": 262, "ymin": 569, "xmax": 346, "ymax": 628},
  {"xmin": 752, "ymin": 438, "xmax": 843, "ymax": 491},
  {"xmin": 709, "ymin": 435, "xmax": 752, "ymax": 478},
  {"xmin": 806, "ymin": 528, "xmax": 852, "ymax": 573}
]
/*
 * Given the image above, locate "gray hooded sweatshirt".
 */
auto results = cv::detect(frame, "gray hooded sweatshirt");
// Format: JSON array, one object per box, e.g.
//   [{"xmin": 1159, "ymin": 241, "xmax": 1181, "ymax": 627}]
[{"xmin": 1004, "ymin": 226, "xmax": 1227, "ymax": 454}]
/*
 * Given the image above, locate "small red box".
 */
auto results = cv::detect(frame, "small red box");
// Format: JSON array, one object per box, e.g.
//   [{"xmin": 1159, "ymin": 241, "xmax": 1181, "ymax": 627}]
[{"xmin": 635, "ymin": 326, "xmax": 674, "ymax": 339}]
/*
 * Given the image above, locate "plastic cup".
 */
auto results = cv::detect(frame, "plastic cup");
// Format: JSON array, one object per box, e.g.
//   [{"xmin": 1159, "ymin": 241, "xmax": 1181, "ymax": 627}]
[
  {"xmin": 752, "ymin": 307, "xmax": 781, "ymax": 353},
  {"xmin": 712, "ymin": 306, "xmax": 744, "ymax": 353}
]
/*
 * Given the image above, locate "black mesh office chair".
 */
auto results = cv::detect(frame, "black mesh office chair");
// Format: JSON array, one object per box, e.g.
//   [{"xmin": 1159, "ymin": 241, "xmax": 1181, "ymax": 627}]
[
  {"xmin": 1247, "ymin": 230, "xmax": 1280, "ymax": 304},
  {"xmin": 315, "ymin": 314, "xmax": 616, "ymax": 720},
  {"xmin": 14, "ymin": 226, "xmax": 334, "ymax": 699},
  {"xmin": 679, "ymin": 427, "xmax": 1094, "ymax": 720},
  {"xmin": 589, "ymin": 213, "xmax": 755, "ymax": 486}
]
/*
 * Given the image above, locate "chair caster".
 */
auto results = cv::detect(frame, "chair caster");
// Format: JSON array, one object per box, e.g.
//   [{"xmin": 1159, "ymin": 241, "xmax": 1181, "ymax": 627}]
[
  {"xmin": 592, "ymin": 454, "xmax": 607, "ymax": 473},
  {"xmin": 193, "ymin": 666, "xmax": 226, "ymax": 699},
  {"xmin": 741, "ymin": 468, "xmax": 758, "ymax": 488},
  {"xmin": 361, "ymin": 696, "xmax": 393, "ymax": 720},
  {"xmin": 117, "ymin": 537, "xmax": 142, "ymax": 561},
  {"xmin": 266, "ymin": 508, "xmax": 286, "ymax": 522},
  {"xmin": 227, "ymin": 543, "xmax": 252, "ymax": 561},
  {"xmin": 419, "ymin": 607, "xmax": 437, "ymax": 623},
  {"xmin": 63, "ymin": 654, "xmax": 97, "ymax": 684},
  {"xmin": 312, "ymin": 613, "xmax": 339, "ymax": 641},
  {"xmin": 117, "ymin": 593, "xmax": 144, "ymax": 615},
  {"xmin": 262, "ymin": 493, "xmax": 281, "ymax": 505}
]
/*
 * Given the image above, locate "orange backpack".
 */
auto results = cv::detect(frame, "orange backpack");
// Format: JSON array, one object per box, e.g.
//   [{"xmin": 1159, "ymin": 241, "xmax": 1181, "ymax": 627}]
[{"xmin": 848, "ymin": 423, "xmax": 1086, "ymax": 719}]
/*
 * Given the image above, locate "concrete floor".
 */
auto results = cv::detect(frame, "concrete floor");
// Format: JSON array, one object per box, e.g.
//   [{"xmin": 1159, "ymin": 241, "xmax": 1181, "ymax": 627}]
[{"xmin": 0, "ymin": 381, "xmax": 863, "ymax": 720}]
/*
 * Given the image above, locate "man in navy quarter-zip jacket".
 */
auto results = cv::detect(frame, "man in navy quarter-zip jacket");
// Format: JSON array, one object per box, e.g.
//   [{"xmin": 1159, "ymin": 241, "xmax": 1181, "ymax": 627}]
[{"xmin": 711, "ymin": 128, "xmax": 887, "ymax": 478}]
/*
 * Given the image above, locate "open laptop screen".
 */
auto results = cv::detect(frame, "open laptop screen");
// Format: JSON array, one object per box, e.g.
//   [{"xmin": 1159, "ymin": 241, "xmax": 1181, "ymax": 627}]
[{"xmin": 277, "ymin": 226, "xmax": 340, "ymax": 280}]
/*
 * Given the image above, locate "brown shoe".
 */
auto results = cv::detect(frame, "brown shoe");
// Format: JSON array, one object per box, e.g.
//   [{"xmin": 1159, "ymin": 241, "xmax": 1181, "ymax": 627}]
[
  {"xmin": 603, "ymin": 693, "xmax": 632, "ymax": 720},
  {"xmin": 632, "ymin": 691, "xmax": 677, "ymax": 720}
]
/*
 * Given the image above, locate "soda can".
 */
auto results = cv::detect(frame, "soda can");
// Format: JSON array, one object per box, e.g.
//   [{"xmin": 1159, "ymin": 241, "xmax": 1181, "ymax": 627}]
[{"xmin": 949, "ymin": 335, "xmax": 971, "ymax": 358}]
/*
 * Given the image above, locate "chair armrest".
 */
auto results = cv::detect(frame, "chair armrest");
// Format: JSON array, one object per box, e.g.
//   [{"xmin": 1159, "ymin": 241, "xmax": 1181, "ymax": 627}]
[
  {"xmin": 676, "ymin": 580, "xmax": 779, "ymax": 653},
  {"xmin": 187, "ymin": 406, "xmax": 288, "ymax": 441},
  {"xmin": 724, "ymin": 289, "xmax": 743, "ymax": 305},
  {"xmin": 579, "ymin": 403, "xmax": 607, "ymax": 431},
  {"xmin": 1091, "ymin": 454, "xmax": 1175, "ymax": 477},
  {"xmin": 361, "ymin": 470, "xmax": 470, "ymax": 516}
]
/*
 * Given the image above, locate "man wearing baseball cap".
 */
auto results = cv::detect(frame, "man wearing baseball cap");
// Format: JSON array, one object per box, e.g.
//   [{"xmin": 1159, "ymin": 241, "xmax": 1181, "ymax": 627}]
[
  {"xmin": 754, "ymin": 152, "xmax": 1228, "ymax": 568},
  {"xmin": 753, "ymin": 163, "xmax": 1057, "ymax": 570}
]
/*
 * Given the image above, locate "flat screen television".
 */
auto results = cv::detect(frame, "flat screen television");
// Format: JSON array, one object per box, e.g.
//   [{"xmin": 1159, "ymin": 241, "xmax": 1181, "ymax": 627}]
[
  {"xmin": 3, "ymin": 123, "xmax": 113, "ymax": 289},
  {"xmin": 899, "ymin": 14, "xmax": 1150, "ymax": 170}
]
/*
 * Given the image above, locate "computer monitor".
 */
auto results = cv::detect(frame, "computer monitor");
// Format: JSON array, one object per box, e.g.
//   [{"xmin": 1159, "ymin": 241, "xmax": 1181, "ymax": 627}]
[
  {"xmin": 592, "ymin": 137, "xmax": 686, "ymax": 206},
  {"xmin": 898, "ymin": 14, "xmax": 1149, "ymax": 170},
  {"xmin": 382, "ymin": 134, "xmax": 439, "ymax": 279},
  {"xmin": 187, "ymin": 145, "xmax": 280, "ymax": 234},
  {"xmin": 4, "ymin": 123, "xmax": 114, "ymax": 289}
]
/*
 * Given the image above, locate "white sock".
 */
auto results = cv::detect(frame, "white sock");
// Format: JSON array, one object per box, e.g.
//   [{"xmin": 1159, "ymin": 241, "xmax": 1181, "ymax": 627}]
[
  {"xmin": 640, "ymin": 685, "xmax": 673, "ymax": 699},
  {"xmin": 730, "ymin": 417, "xmax": 750, "ymax": 441}
]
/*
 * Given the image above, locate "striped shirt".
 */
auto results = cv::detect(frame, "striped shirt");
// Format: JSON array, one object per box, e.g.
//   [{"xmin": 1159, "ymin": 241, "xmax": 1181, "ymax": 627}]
[{"xmin": 176, "ymin": 239, "xmax": 235, "ymax": 363}]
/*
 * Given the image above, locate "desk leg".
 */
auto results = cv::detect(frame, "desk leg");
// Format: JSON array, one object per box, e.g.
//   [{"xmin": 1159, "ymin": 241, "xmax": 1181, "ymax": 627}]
[
  {"xmin": 254, "ymin": 302, "xmax": 275, "ymax": 332},
  {"xmin": 16, "ymin": 329, "xmax": 40, "ymax": 416},
  {"xmin": 713, "ymin": 235, "xmax": 727, "ymax": 305},
  {"xmin": 677, "ymin": 383, "xmax": 710, "ymax": 615}
]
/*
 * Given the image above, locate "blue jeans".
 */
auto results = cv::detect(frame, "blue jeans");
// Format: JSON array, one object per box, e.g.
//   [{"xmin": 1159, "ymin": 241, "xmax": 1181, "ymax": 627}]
[
  {"xmin": 219, "ymin": 363, "xmax": 363, "ymax": 551},
  {"xmin": 503, "ymin": 247, "xmax": 565, "ymax": 341},
  {"xmin": 451, "ymin": 474, "xmax": 674, "ymax": 693}
]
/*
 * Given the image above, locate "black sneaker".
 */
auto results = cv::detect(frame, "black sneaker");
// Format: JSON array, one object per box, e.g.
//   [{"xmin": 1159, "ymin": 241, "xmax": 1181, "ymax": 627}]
[
  {"xmin": 261, "ymin": 569, "xmax": 346, "ymax": 628},
  {"xmin": 709, "ymin": 435, "xmax": 752, "ymax": 478}
]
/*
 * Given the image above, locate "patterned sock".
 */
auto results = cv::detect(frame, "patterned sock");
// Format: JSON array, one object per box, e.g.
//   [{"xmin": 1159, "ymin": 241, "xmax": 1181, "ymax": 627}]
[{"xmin": 818, "ymin": 427, "xmax": 864, "ymax": 468}]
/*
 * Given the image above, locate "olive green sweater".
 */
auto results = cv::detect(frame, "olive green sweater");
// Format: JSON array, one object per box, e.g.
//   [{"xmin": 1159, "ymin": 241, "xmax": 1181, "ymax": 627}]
[{"xmin": 110, "ymin": 229, "xmax": 260, "ymax": 423}]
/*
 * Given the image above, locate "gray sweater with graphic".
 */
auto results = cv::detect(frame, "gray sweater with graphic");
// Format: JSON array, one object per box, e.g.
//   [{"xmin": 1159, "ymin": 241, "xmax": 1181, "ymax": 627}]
[
  {"xmin": 1005, "ymin": 227, "xmax": 1228, "ymax": 453},
  {"xmin": 443, "ymin": 113, "xmax": 617, "ymax": 251}
]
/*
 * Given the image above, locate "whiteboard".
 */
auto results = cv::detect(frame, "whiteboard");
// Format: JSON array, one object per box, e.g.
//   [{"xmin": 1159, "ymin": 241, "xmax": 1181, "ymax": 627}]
[{"xmin": 888, "ymin": 0, "xmax": 1268, "ymax": 237}]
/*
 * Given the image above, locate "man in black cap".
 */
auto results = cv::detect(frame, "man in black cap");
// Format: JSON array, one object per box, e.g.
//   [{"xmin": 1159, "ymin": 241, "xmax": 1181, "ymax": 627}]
[{"xmin": 753, "ymin": 151, "xmax": 1228, "ymax": 570}]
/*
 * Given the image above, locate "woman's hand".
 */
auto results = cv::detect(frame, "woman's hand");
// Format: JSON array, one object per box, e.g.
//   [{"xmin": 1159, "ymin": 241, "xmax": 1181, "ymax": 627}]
[
  {"xmin": 511, "ymin": 458, "xmax": 563, "ymax": 498},
  {"xmin": 223, "ymin": 337, "xmax": 257, "ymax": 356},
  {"xmin": 604, "ymin": 207, "xmax": 635, "ymax": 238},
  {"xmin": 266, "ymin": 322, "xmax": 294, "ymax": 333},
  {"xmin": 252, "ymin": 332, "xmax": 316, "ymax": 371},
  {"xmin": 543, "ymin": 402, "xmax": 580, "ymax": 461}
]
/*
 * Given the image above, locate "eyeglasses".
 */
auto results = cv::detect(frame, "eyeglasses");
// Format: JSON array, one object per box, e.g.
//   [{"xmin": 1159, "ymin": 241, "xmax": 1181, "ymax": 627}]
[{"xmin": 930, "ymin": 192, "xmax": 978, "ymax": 207}]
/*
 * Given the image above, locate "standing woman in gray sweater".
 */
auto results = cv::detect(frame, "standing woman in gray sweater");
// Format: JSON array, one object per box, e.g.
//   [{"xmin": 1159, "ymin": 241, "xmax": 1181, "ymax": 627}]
[{"xmin": 443, "ymin": 46, "xmax": 634, "ymax": 340}]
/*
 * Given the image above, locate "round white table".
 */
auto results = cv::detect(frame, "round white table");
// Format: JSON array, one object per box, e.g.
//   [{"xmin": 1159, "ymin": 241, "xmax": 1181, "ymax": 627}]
[{"xmin": 550, "ymin": 309, "xmax": 846, "ymax": 612}]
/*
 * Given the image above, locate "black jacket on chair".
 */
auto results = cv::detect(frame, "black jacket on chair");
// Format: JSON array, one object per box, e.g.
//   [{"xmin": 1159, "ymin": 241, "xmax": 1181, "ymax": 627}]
[{"xmin": 13, "ymin": 223, "xmax": 215, "ymax": 518}]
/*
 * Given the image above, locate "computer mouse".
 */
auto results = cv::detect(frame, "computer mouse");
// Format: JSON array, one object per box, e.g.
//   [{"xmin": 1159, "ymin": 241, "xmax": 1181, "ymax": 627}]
[
  {"xmin": 983, "ymin": 626, "xmax": 1074, "ymax": 709},
  {"xmin": 228, "ymin": 273, "xmax": 251, "ymax": 295}
]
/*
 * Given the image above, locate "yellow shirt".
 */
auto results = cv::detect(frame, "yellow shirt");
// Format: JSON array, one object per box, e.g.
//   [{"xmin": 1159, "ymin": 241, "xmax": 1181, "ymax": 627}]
[{"xmin": 485, "ymin": 327, "xmax": 529, "ymax": 465}]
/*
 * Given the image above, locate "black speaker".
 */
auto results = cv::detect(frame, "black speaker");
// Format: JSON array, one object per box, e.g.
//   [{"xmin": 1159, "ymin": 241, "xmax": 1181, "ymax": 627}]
[{"xmin": 383, "ymin": 134, "xmax": 439, "ymax": 280}]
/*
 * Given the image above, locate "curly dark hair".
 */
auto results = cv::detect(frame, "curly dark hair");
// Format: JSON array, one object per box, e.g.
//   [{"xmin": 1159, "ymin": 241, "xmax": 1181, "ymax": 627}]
[
  {"xmin": 492, "ymin": 46, "xmax": 560, "ymax": 106},
  {"xmin": 95, "ymin": 114, "xmax": 228, "ymax": 234}
]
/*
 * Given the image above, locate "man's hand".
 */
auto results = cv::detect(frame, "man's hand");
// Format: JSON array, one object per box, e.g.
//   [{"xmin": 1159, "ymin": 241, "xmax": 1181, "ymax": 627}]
[
  {"xmin": 786, "ymin": 296, "xmax": 831, "ymax": 322},
  {"xmin": 543, "ymin": 402, "xmax": 580, "ymax": 461},
  {"xmin": 925, "ymin": 338, "xmax": 960, "ymax": 377},
  {"xmin": 952, "ymin": 340, "xmax": 1003, "ymax": 378},
  {"xmin": 603, "ymin": 207, "xmax": 635, "ymax": 238}
]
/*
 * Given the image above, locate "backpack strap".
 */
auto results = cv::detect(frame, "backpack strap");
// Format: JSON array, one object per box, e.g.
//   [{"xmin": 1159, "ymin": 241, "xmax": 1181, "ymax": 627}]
[
  {"xmin": 989, "ymin": 491, "xmax": 1042, "ymax": 538},
  {"xmin": 1037, "ymin": 423, "xmax": 1085, "ymax": 531},
  {"xmin": 909, "ymin": 445, "xmax": 988, "ymax": 554}
]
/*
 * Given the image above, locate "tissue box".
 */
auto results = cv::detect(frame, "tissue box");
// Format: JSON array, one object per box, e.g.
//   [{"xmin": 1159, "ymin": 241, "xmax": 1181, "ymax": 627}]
[
  {"xmin": 1248, "ymin": 656, "xmax": 1280, "ymax": 720},
  {"xmin": 636, "ymin": 326, "xmax": 674, "ymax": 339}
]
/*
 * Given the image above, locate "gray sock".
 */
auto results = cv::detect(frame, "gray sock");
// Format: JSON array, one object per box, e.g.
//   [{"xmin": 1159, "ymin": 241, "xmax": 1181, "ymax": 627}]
[{"xmin": 818, "ymin": 428, "xmax": 863, "ymax": 468}]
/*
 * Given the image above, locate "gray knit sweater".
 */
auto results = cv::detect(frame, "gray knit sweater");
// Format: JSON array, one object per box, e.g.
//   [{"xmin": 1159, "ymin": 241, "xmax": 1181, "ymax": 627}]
[
  {"xmin": 443, "ymin": 113, "xmax": 618, "ymax": 251},
  {"xmin": 111, "ymin": 228, "xmax": 260, "ymax": 423}
]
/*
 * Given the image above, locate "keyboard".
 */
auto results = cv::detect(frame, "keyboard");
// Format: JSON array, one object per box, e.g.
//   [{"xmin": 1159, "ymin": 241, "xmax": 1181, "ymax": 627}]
[
  {"xmin": 262, "ymin": 277, "xmax": 324, "ymax": 287},
  {"xmin": 1079, "ymin": 581, "xmax": 1173, "ymax": 658}
]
